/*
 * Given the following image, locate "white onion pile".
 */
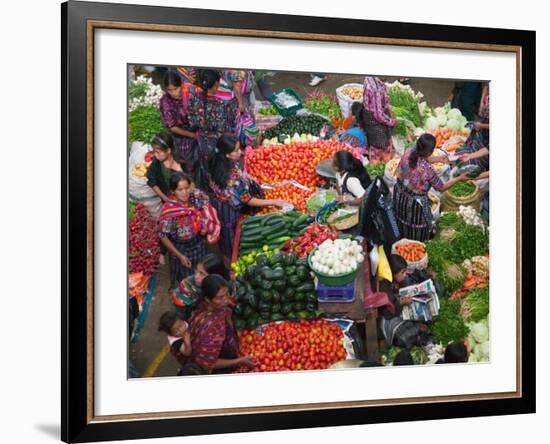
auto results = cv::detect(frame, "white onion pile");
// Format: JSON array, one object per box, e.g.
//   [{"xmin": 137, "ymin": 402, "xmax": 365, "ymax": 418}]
[{"xmin": 310, "ymin": 238, "xmax": 364, "ymax": 276}]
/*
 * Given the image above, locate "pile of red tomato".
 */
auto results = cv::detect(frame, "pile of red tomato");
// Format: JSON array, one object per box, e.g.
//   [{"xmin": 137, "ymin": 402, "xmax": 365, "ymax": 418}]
[
  {"xmin": 245, "ymin": 141, "xmax": 356, "ymax": 188},
  {"xmin": 234, "ymin": 319, "xmax": 347, "ymax": 373}
]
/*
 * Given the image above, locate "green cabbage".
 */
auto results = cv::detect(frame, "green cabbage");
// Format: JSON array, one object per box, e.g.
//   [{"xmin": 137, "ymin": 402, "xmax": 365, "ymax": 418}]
[{"xmin": 468, "ymin": 318, "xmax": 489, "ymax": 344}]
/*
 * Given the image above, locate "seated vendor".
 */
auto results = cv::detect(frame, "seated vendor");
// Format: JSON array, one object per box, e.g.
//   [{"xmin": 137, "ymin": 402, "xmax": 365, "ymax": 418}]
[{"xmin": 378, "ymin": 254, "xmax": 430, "ymax": 349}]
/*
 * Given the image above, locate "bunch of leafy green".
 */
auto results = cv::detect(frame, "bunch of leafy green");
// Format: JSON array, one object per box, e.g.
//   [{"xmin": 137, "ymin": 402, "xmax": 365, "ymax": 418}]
[
  {"xmin": 436, "ymin": 212, "xmax": 465, "ymax": 231},
  {"xmin": 450, "ymin": 224, "xmax": 489, "ymax": 263},
  {"xmin": 431, "ymin": 298, "xmax": 470, "ymax": 346},
  {"xmin": 426, "ymin": 239, "xmax": 466, "ymax": 293},
  {"xmin": 128, "ymin": 81, "xmax": 149, "ymax": 101},
  {"xmin": 128, "ymin": 106, "xmax": 166, "ymax": 144},
  {"xmin": 465, "ymin": 287, "xmax": 489, "ymax": 322},
  {"xmin": 304, "ymin": 95, "xmax": 342, "ymax": 120},
  {"xmin": 388, "ymin": 87, "xmax": 422, "ymax": 137}
]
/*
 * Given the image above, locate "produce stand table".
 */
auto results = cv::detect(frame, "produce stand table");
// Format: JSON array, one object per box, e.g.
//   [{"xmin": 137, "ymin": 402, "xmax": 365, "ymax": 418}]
[{"xmin": 317, "ymin": 240, "xmax": 379, "ymax": 360}]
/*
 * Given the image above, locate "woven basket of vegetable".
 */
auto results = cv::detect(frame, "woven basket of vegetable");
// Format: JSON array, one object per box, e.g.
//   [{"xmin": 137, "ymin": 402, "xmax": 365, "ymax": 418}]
[
  {"xmin": 391, "ymin": 239, "xmax": 428, "ymax": 270},
  {"xmin": 442, "ymin": 181, "xmax": 481, "ymax": 212}
]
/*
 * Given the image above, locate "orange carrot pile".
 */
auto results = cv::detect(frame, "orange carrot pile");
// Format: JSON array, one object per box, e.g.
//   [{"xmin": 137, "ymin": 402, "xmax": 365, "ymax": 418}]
[
  {"xmin": 449, "ymin": 272, "xmax": 488, "ymax": 300},
  {"xmin": 395, "ymin": 242, "xmax": 426, "ymax": 262},
  {"xmin": 431, "ymin": 128, "xmax": 468, "ymax": 148},
  {"xmin": 444, "ymin": 141, "xmax": 464, "ymax": 152},
  {"xmin": 331, "ymin": 115, "xmax": 353, "ymax": 130}
]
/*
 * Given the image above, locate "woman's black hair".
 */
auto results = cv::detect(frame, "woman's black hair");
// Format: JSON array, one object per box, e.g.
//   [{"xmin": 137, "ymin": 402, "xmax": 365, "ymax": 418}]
[
  {"xmin": 209, "ymin": 133, "xmax": 239, "ymax": 189},
  {"xmin": 393, "ymin": 350, "xmax": 414, "ymax": 366},
  {"xmin": 333, "ymin": 150, "xmax": 370, "ymax": 189},
  {"xmin": 409, "ymin": 133, "xmax": 436, "ymax": 169},
  {"xmin": 389, "ymin": 254, "xmax": 408, "ymax": 276},
  {"xmin": 350, "ymin": 101, "xmax": 363, "ymax": 121},
  {"xmin": 163, "ymin": 69, "xmax": 182, "ymax": 90},
  {"xmin": 158, "ymin": 311, "xmax": 181, "ymax": 334},
  {"xmin": 169, "ymin": 171, "xmax": 194, "ymax": 192},
  {"xmin": 200, "ymin": 253, "xmax": 230, "ymax": 280},
  {"xmin": 196, "ymin": 69, "xmax": 221, "ymax": 121},
  {"xmin": 152, "ymin": 132, "xmax": 175, "ymax": 152},
  {"xmin": 201, "ymin": 274, "xmax": 230, "ymax": 301},
  {"xmin": 444, "ymin": 341, "xmax": 469, "ymax": 363}
]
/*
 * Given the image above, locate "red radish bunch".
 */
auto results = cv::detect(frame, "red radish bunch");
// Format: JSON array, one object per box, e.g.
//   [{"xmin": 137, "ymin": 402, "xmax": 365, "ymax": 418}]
[
  {"xmin": 281, "ymin": 223, "xmax": 338, "ymax": 257},
  {"xmin": 129, "ymin": 203, "xmax": 160, "ymax": 276}
]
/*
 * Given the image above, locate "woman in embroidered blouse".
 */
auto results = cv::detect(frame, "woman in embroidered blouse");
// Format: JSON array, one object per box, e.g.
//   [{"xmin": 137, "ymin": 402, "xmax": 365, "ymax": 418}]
[
  {"xmin": 362, "ymin": 76, "xmax": 397, "ymax": 164},
  {"xmin": 223, "ymin": 69, "xmax": 255, "ymax": 114},
  {"xmin": 158, "ymin": 70, "xmax": 199, "ymax": 170},
  {"xmin": 146, "ymin": 133, "xmax": 186, "ymax": 203},
  {"xmin": 393, "ymin": 133, "xmax": 469, "ymax": 241},
  {"xmin": 187, "ymin": 69, "xmax": 238, "ymax": 141},
  {"xmin": 170, "ymin": 253, "xmax": 229, "ymax": 321},
  {"xmin": 159, "ymin": 172, "xmax": 221, "ymax": 288},
  {"xmin": 208, "ymin": 133, "xmax": 290, "ymax": 262},
  {"xmin": 186, "ymin": 274, "xmax": 255, "ymax": 374}
]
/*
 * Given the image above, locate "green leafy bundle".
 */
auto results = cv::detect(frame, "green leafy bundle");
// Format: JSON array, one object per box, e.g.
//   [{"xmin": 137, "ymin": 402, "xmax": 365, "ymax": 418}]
[
  {"xmin": 128, "ymin": 81, "xmax": 149, "ymax": 101},
  {"xmin": 128, "ymin": 106, "xmax": 166, "ymax": 144},
  {"xmin": 450, "ymin": 224, "xmax": 489, "ymax": 263},
  {"xmin": 465, "ymin": 287, "xmax": 489, "ymax": 322},
  {"xmin": 389, "ymin": 88, "xmax": 422, "ymax": 131},
  {"xmin": 426, "ymin": 240, "xmax": 466, "ymax": 293},
  {"xmin": 431, "ymin": 298, "xmax": 470, "ymax": 346},
  {"xmin": 304, "ymin": 96, "xmax": 342, "ymax": 120}
]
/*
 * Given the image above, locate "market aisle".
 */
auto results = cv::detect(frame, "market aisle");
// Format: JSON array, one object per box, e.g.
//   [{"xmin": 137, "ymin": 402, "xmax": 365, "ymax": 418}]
[
  {"xmin": 129, "ymin": 263, "xmax": 180, "ymax": 378},
  {"xmin": 263, "ymin": 72, "xmax": 453, "ymax": 108}
]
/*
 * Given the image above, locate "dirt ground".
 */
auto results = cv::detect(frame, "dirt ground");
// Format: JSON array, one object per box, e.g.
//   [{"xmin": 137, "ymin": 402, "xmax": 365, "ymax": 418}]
[{"xmin": 129, "ymin": 70, "xmax": 455, "ymax": 378}]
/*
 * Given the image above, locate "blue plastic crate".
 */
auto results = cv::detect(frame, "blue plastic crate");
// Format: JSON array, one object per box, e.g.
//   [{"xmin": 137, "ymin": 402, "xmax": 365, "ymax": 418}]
[{"xmin": 316, "ymin": 281, "xmax": 356, "ymax": 303}]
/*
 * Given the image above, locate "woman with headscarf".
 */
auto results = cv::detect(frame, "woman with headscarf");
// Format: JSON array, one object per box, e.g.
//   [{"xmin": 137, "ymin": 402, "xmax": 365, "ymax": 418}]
[{"xmin": 362, "ymin": 76, "xmax": 398, "ymax": 164}]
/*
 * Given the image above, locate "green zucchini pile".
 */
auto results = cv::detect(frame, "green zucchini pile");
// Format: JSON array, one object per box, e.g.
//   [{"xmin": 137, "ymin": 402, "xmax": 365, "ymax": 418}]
[
  {"xmin": 232, "ymin": 252, "xmax": 318, "ymax": 331},
  {"xmin": 239, "ymin": 212, "xmax": 313, "ymax": 256}
]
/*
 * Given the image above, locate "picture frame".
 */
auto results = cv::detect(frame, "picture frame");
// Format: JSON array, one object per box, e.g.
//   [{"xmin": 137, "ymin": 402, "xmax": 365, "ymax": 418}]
[{"xmin": 61, "ymin": 0, "xmax": 536, "ymax": 442}]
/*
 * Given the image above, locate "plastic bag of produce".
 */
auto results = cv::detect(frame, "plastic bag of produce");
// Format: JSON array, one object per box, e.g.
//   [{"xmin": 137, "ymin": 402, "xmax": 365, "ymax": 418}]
[
  {"xmin": 336, "ymin": 83, "xmax": 363, "ymax": 118},
  {"xmin": 128, "ymin": 141, "xmax": 162, "ymax": 219}
]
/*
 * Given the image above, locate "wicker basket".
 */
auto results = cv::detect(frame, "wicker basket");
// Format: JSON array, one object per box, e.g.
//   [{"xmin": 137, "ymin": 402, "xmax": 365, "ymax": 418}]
[{"xmin": 442, "ymin": 181, "xmax": 481, "ymax": 212}]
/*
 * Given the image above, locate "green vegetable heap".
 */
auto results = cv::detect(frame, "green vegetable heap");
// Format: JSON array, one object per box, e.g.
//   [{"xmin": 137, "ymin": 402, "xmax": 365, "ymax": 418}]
[
  {"xmin": 388, "ymin": 87, "xmax": 422, "ymax": 139},
  {"xmin": 431, "ymin": 298, "xmax": 470, "ymax": 346},
  {"xmin": 463, "ymin": 287, "xmax": 489, "ymax": 323},
  {"xmin": 232, "ymin": 252, "xmax": 319, "ymax": 330},
  {"xmin": 258, "ymin": 105, "xmax": 280, "ymax": 116},
  {"xmin": 366, "ymin": 162, "xmax": 386, "ymax": 177},
  {"xmin": 426, "ymin": 212, "xmax": 489, "ymax": 294},
  {"xmin": 448, "ymin": 181, "xmax": 476, "ymax": 198},
  {"xmin": 238, "ymin": 212, "xmax": 313, "ymax": 256},
  {"xmin": 128, "ymin": 106, "xmax": 167, "ymax": 144},
  {"xmin": 304, "ymin": 95, "xmax": 342, "ymax": 120},
  {"xmin": 263, "ymin": 114, "xmax": 328, "ymax": 140}
]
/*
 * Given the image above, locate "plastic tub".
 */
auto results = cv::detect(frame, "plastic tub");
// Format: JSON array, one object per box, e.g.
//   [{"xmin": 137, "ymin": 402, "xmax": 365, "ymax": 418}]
[
  {"xmin": 317, "ymin": 282, "xmax": 356, "ymax": 303},
  {"xmin": 269, "ymin": 88, "xmax": 303, "ymax": 117}
]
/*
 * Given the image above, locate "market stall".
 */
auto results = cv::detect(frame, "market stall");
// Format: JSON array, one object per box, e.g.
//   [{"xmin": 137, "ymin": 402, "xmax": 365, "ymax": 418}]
[{"xmin": 226, "ymin": 81, "xmax": 489, "ymax": 370}]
